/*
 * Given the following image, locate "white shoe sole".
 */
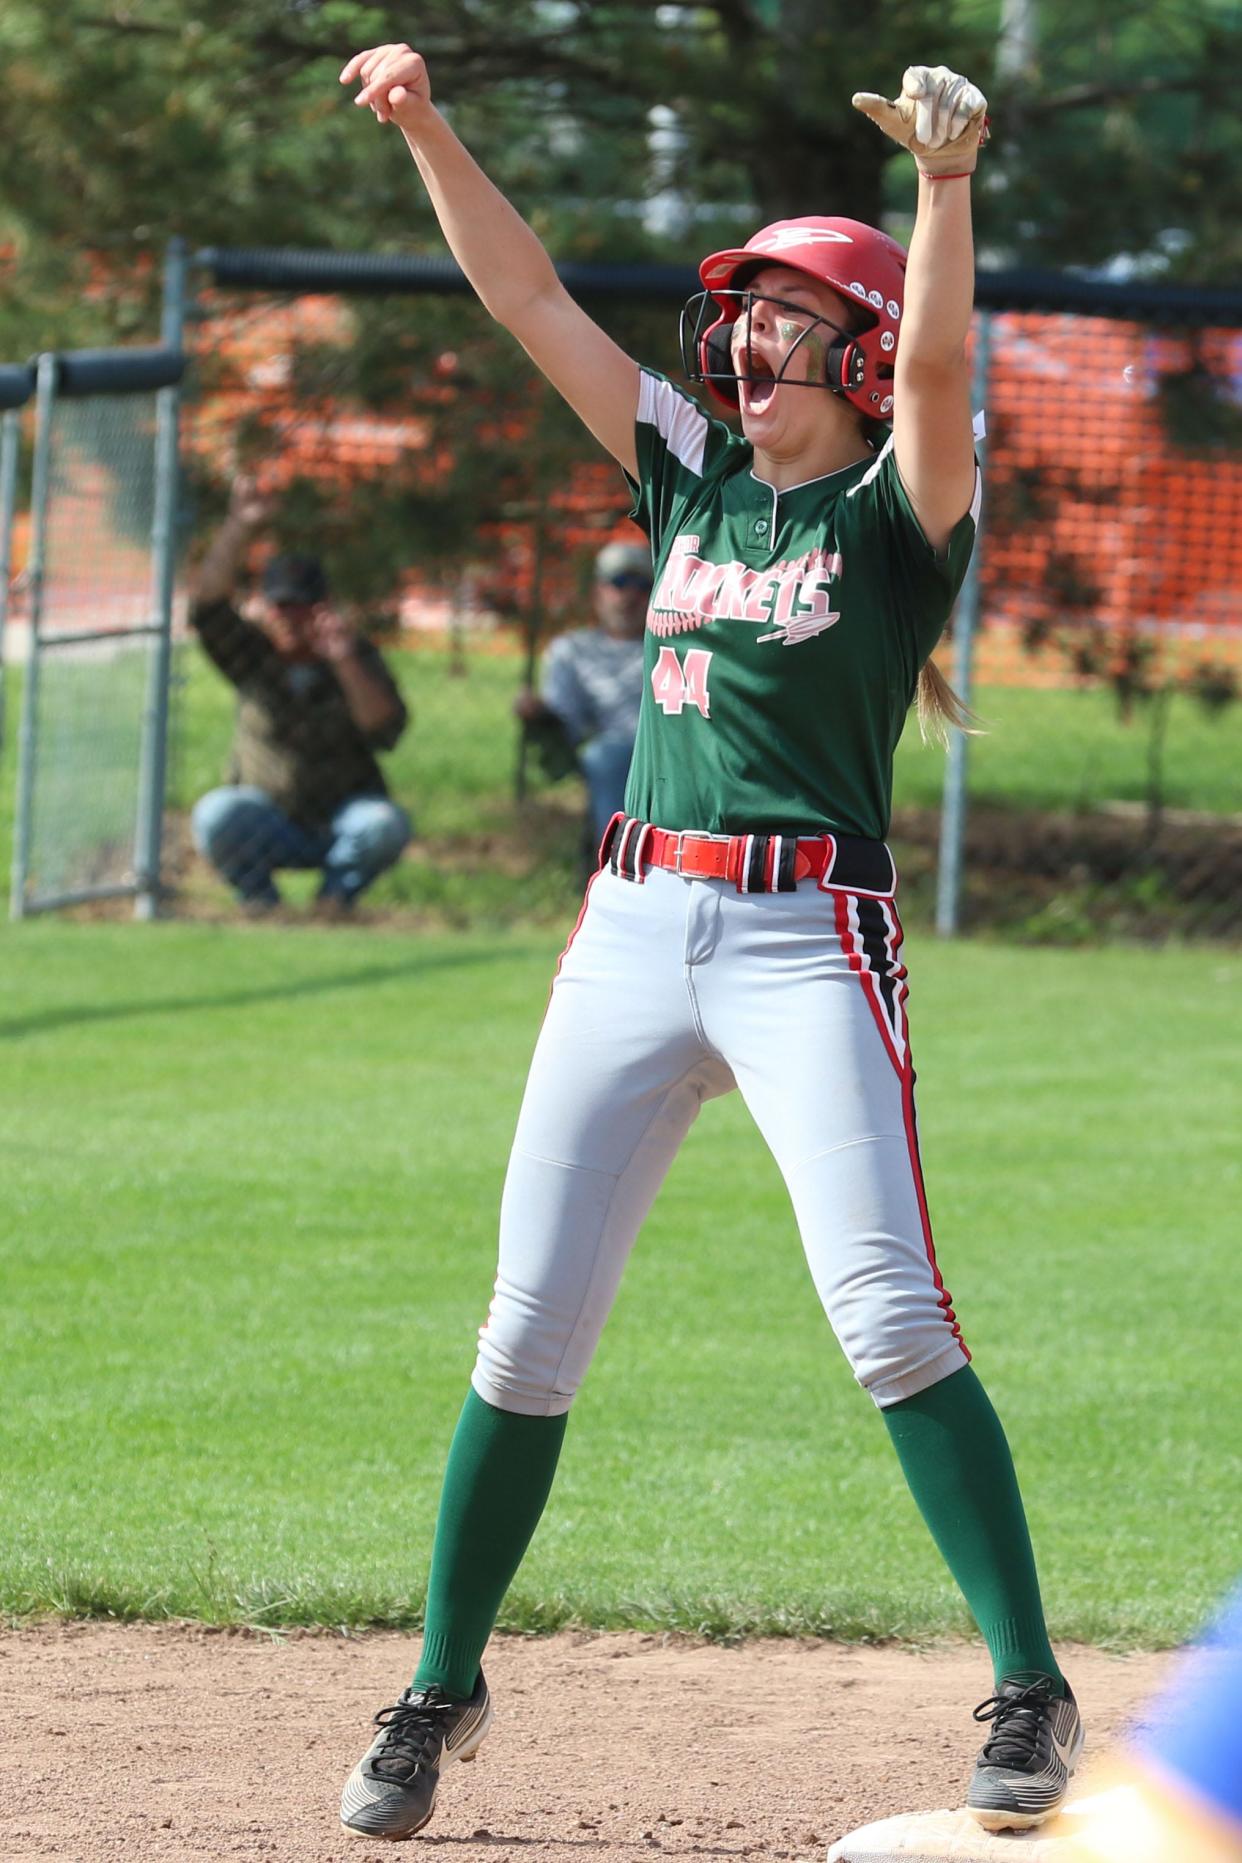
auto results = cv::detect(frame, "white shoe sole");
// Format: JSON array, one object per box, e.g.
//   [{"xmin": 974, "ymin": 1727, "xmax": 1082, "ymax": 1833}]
[
  {"xmin": 969, "ymin": 1803, "xmax": 1064, "ymax": 1833},
  {"xmin": 967, "ymin": 1717, "xmax": 1083, "ymax": 1833}
]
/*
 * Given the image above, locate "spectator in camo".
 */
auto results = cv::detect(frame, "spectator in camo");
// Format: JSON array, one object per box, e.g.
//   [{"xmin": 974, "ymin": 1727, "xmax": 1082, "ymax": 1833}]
[
  {"xmin": 513, "ymin": 539, "xmax": 651, "ymax": 843},
  {"xmin": 189, "ymin": 478, "xmax": 411, "ymax": 914}
]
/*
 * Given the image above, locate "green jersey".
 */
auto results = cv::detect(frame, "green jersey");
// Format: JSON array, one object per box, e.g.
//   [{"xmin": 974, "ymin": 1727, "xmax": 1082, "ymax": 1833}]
[{"xmin": 623, "ymin": 370, "xmax": 978, "ymax": 839}]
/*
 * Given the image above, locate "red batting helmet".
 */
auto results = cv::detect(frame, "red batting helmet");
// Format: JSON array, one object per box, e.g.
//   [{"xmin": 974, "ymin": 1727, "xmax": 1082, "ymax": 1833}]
[{"xmin": 682, "ymin": 216, "xmax": 908, "ymax": 419}]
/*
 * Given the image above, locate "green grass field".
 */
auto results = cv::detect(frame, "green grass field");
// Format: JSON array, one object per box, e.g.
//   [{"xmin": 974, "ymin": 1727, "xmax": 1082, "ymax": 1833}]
[{"xmin": 2, "ymin": 916, "xmax": 1237, "ymax": 1646}]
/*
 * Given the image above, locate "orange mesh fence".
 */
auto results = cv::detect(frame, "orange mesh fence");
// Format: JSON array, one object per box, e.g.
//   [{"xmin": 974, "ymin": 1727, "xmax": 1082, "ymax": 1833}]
[
  {"xmin": 182, "ymin": 291, "xmax": 636, "ymax": 635},
  {"xmin": 968, "ymin": 313, "xmax": 1242, "ymax": 695},
  {"xmin": 182, "ymin": 292, "xmax": 1241, "ymax": 685}
]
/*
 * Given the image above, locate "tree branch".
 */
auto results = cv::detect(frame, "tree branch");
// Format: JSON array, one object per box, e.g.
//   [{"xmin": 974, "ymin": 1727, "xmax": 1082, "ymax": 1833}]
[
  {"xmin": 74, "ymin": 12, "xmax": 617, "ymax": 84},
  {"xmin": 1026, "ymin": 72, "xmax": 1226, "ymax": 114}
]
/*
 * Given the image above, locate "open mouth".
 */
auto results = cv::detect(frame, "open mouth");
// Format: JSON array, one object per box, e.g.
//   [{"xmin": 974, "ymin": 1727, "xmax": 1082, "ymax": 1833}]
[{"xmin": 740, "ymin": 355, "xmax": 778, "ymax": 413}]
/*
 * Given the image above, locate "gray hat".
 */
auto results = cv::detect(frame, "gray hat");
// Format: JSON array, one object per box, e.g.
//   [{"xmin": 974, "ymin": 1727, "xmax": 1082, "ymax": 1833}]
[
  {"xmin": 261, "ymin": 552, "xmax": 328, "ymax": 606},
  {"xmin": 594, "ymin": 540, "xmax": 652, "ymax": 586}
]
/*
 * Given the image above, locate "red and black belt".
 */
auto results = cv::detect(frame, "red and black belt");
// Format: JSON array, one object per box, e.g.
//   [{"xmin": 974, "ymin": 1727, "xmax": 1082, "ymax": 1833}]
[{"xmin": 600, "ymin": 815, "xmax": 896, "ymax": 897}]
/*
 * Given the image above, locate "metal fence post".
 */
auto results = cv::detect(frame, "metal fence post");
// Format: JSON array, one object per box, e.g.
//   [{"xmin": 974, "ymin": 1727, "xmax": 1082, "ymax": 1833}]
[
  {"xmin": 935, "ymin": 310, "xmax": 993, "ymax": 938},
  {"xmin": 0, "ymin": 406, "xmax": 22, "ymax": 760},
  {"xmin": 10, "ymin": 355, "xmax": 58, "ymax": 920},
  {"xmin": 134, "ymin": 238, "xmax": 187, "ymax": 920}
]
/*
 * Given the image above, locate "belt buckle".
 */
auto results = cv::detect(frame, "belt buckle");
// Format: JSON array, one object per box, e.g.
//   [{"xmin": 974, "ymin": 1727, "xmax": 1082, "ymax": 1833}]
[{"xmin": 675, "ymin": 832, "xmax": 730, "ymax": 880}]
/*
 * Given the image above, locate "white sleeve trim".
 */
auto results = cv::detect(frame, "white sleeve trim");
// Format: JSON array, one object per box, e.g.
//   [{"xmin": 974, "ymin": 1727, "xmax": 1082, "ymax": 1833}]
[
  {"xmin": 637, "ymin": 370, "xmax": 709, "ymax": 479},
  {"xmin": 848, "ymin": 436, "xmax": 982, "ymax": 534},
  {"xmin": 844, "ymin": 432, "xmax": 895, "ymax": 498}
]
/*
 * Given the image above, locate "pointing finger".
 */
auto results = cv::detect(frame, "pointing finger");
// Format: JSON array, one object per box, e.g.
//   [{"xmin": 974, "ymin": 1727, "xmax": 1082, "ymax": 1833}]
[
  {"xmin": 340, "ymin": 45, "xmax": 393, "ymax": 83},
  {"xmin": 344, "ymin": 45, "xmax": 400, "ymax": 91}
]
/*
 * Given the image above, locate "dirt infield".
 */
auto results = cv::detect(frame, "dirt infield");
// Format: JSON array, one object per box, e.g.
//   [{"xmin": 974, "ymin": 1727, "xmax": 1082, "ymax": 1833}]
[{"xmin": 0, "ymin": 1626, "xmax": 1172, "ymax": 1862}]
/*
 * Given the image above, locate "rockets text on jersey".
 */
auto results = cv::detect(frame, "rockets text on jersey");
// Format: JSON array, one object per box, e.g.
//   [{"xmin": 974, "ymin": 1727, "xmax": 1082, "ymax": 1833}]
[{"xmin": 622, "ymin": 370, "xmax": 979, "ymax": 839}]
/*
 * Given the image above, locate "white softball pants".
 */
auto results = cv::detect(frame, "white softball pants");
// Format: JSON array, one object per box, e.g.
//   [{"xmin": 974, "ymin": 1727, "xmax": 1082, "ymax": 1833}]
[{"xmin": 472, "ymin": 861, "xmax": 969, "ymax": 1417}]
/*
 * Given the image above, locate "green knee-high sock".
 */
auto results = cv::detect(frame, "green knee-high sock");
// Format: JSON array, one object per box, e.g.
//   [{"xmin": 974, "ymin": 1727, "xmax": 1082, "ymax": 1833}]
[
  {"xmin": 413, "ymin": 1388, "xmax": 568, "ymax": 1700},
  {"xmin": 882, "ymin": 1364, "xmax": 1064, "ymax": 1693}
]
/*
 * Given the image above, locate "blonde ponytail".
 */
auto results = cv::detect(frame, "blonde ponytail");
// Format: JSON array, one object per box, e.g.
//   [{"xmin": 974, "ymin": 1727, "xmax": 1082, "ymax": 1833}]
[{"xmin": 915, "ymin": 658, "xmax": 983, "ymax": 745}]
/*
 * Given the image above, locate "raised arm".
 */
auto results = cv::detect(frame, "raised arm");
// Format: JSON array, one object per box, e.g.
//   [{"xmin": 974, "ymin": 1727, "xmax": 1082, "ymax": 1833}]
[
  {"xmin": 852, "ymin": 67, "xmax": 987, "ymax": 553},
  {"xmin": 340, "ymin": 43, "xmax": 641, "ymax": 476},
  {"xmin": 191, "ymin": 475, "xmax": 269, "ymax": 608}
]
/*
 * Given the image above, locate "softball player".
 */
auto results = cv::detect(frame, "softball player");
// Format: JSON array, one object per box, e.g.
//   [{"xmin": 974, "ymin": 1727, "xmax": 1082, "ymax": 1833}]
[{"xmin": 336, "ymin": 45, "xmax": 1083, "ymax": 1841}]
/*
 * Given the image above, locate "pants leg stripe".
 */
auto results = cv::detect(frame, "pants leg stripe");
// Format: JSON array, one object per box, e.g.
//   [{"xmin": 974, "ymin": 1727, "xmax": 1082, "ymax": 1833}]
[
  {"xmin": 900, "ymin": 1061, "xmax": 969, "ymax": 1357},
  {"xmin": 834, "ymin": 889, "xmax": 968, "ymax": 1361},
  {"xmin": 855, "ymin": 894, "xmax": 908, "ymax": 1065},
  {"xmin": 833, "ymin": 891, "xmax": 908, "ymax": 1075},
  {"xmin": 548, "ymin": 866, "xmax": 605, "ymax": 1001}
]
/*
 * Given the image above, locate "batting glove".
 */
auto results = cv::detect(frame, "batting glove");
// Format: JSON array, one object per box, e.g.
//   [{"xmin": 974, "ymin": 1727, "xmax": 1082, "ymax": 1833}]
[{"xmin": 852, "ymin": 66, "xmax": 989, "ymax": 178}]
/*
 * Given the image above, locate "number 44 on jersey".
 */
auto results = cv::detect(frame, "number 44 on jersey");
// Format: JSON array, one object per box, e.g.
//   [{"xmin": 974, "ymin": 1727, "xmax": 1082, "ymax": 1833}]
[{"xmin": 651, "ymin": 645, "xmax": 712, "ymax": 718}]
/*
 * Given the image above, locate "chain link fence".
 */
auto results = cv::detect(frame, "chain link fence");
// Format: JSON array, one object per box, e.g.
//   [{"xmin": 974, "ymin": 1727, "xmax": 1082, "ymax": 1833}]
[{"xmin": 5, "ymin": 347, "xmax": 181, "ymax": 918}]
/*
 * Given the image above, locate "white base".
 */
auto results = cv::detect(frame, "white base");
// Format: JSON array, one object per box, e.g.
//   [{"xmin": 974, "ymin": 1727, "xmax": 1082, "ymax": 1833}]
[{"xmin": 828, "ymin": 1803, "xmax": 1083, "ymax": 1862}]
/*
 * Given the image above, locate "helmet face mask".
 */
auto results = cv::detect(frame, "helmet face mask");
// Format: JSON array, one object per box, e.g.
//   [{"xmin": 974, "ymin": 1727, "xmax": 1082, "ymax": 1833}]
[
  {"xmin": 684, "ymin": 216, "xmax": 906, "ymax": 421},
  {"xmin": 679, "ymin": 288, "xmax": 868, "ymax": 409}
]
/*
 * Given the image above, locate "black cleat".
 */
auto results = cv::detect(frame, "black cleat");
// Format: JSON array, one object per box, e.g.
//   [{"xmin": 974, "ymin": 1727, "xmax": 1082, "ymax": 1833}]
[
  {"xmin": 339, "ymin": 1670, "xmax": 492, "ymax": 1841},
  {"xmin": 966, "ymin": 1676, "xmax": 1083, "ymax": 1831}
]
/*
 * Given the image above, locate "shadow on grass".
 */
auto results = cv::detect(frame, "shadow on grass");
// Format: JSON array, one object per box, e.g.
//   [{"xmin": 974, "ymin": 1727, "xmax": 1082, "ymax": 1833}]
[{"xmin": 0, "ymin": 945, "xmax": 506, "ymax": 1041}]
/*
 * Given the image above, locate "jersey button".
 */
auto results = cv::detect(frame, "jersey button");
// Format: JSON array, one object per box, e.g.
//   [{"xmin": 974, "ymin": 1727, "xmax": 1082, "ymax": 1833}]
[{"xmin": 754, "ymin": 519, "xmax": 768, "ymax": 535}]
